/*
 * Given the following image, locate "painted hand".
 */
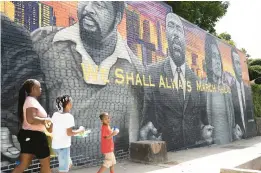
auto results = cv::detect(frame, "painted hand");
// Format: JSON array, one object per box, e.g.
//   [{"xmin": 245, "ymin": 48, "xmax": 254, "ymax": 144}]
[
  {"xmin": 1, "ymin": 127, "xmax": 20, "ymax": 165},
  {"xmin": 139, "ymin": 122, "xmax": 162, "ymax": 141},
  {"xmin": 233, "ymin": 124, "xmax": 243, "ymax": 140},
  {"xmin": 201, "ymin": 125, "xmax": 214, "ymax": 144}
]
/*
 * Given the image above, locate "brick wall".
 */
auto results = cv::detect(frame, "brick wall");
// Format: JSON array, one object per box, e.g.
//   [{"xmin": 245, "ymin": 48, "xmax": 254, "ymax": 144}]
[{"xmin": 1, "ymin": 1, "xmax": 256, "ymax": 172}]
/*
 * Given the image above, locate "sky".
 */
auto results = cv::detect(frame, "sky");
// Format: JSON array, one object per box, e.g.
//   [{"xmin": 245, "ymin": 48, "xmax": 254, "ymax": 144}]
[{"xmin": 215, "ymin": 0, "xmax": 261, "ymax": 59}]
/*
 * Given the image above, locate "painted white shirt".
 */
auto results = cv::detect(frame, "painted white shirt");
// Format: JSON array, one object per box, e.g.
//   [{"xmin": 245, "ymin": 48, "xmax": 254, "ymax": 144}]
[
  {"xmin": 170, "ymin": 58, "xmax": 186, "ymax": 98},
  {"xmin": 53, "ymin": 23, "xmax": 132, "ymax": 85},
  {"xmin": 236, "ymin": 80, "xmax": 246, "ymax": 130}
]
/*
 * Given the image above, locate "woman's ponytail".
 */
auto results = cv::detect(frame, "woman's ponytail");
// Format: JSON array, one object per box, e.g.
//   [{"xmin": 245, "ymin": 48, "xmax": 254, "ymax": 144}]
[
  {"xmin": 17, "ymin": 79, "xmax": 36, "ymax": 124},
  {"xmin": 17, "ymin": 86, "xmax": 27, "ymax": 124}
]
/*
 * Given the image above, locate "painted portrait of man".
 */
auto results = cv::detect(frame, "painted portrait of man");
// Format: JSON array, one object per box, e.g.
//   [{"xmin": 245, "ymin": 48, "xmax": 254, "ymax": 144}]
[
  {"xmin": 140, "ymin": 13, "xmax": 212, "ymax": 151},
  {"xmin": 230, "ymin": 48, "xmax": 256, "ymax": 139},
  {"xmin": 1, "ymin": 1, "xmax": 257, "ymax": 170},
  {"xmin": 31, "ymin": 1, "xmax": 144, "ymax": 157},
  {"xmin": 204, "ymin": 34, "xmax": 236, "ymax": 144}
]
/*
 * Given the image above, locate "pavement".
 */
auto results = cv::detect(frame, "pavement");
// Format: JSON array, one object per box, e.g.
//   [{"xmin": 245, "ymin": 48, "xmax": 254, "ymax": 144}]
[{"xmin": 69, "ymin": 136, "xmax": 261, "ymax": 173}]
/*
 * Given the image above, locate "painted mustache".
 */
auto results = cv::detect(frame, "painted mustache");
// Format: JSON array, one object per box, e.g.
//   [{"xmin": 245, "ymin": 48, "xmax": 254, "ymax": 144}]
[
  {"xmin": 171, "ymin": 36, "xmax": 182, "ymax": 52},
  {"xmin": 80, "ymin": 14, "xmax": 99, "ymax": 28}
]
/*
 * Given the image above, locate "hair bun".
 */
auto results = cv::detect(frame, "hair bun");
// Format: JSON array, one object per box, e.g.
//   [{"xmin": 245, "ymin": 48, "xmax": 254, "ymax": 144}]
[{"xmin": 56, "ymin": 97, "xmax": 61, "ymax": 104}]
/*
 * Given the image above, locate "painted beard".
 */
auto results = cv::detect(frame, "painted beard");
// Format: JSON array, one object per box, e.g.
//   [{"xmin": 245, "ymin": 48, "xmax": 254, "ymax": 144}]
[
  {"xmin": 169, "ymin": 37, "xmax": 185, "ymax": 65},
  {"xmin": 79, "ymin": 14, "xmax": 102, "ymax": 42},
  {"xmin": 213, "ymin": 66, "xmax": 222, "ymax": 79}
]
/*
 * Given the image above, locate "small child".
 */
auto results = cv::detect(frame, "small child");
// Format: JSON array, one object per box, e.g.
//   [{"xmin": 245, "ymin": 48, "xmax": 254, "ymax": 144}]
[
  {"xmin": 97, "ymin": 112, "xmax": 119, "ymax": 173},
  {"xmin": 51, "ymin": 95, "xmax": 85, "ymax": 173}
]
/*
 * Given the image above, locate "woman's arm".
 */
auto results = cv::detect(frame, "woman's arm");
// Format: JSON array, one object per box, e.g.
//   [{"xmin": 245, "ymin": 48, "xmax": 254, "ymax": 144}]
[{"xmin": 26, "ymin": 107, "xmax": 51, "ymax": 125}]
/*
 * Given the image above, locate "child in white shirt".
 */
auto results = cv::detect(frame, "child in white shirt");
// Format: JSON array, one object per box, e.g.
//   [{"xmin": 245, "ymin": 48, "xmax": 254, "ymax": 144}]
[{"xmin": 51, "ymin": 95, "xmax": 84, "ymax": 173}]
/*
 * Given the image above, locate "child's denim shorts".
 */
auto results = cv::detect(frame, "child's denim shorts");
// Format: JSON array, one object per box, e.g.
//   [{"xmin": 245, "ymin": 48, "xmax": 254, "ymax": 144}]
[{"xmin": 53, "ymin": 147, "xmax": 72, "ymax": 172}]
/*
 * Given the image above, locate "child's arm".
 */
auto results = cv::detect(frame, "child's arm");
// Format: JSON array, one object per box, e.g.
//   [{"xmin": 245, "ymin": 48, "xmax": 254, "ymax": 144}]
[
  {"xmin": 67, "ymin": 126, "xmax": 84, "ymax": 136},
  {"xmin": 104, "ymin": 130, "xmax": 118, "ymax": 139}
]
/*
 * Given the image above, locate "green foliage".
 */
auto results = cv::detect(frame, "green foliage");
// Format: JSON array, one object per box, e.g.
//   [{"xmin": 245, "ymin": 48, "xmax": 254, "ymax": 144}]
[
  {"xmin": 165, "ymin": 1, "xmax": 229, "ymax": 34},
  {"xmin": 241, "ymin": 48, "xmax": 250, "ymax": 57},
  {"xmin": 249, "ymin": 59, "xmax": 261, "ymax": 66},
  {"xmin": 227, "ymin": 40, "xmax": 236, "ymax": 46},
  {"xmin": 248, "ymin": 59, "xmax": 261, "ymax": 81},
  {"xmin": 248, "ymin": 58, "xmax": 261, "ymax": 118},
  {"xmin": 251, "ymin": 84, "xmax": 261, "ymax": 117},
  {"xmin": 249, "ymin": 65, "xmax": 261, "ymax": 81},
  {"xmin": 218, "ymin": 32, "xmax": 236, "ymax": 46},
  {"xmin": 219, "ymin": 32, "xmax": 231, "ymax": 40},
  {"xmin": 241, "ymin": 48, "xmax": 247, "ymax": 54}
]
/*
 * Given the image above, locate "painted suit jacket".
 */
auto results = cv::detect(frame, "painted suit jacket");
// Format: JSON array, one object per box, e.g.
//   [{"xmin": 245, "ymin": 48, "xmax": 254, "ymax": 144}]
[
  {"xmin": 141, "ymin": 57, "xmax": 209, "ymax": 151},
  {"xmin": 230, "ymin": 81, "xmax": 256, "ymax": 138}
]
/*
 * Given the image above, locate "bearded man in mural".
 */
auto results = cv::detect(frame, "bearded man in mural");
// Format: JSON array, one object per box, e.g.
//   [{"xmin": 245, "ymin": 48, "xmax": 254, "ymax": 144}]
[
  {"xmin": 1, "ymin": 14, "xmax": 47, "ymax": 165},
  {"xmin": 31, "ymin": 1, "xmax": 143, "ymax": 158},
  {"xmin": 140, "ymin": 13, "xmax": 212, "ymax": 151},
  {"xmin": 204, "ymin": 34, "xmax": 239, "ymax": 144},
  {"xmin": 230, "ymin": 48, "xmax": 256, "ymax": 138}
]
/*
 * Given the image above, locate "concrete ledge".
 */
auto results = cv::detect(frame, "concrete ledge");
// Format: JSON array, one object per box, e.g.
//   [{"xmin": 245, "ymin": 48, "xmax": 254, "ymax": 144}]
[
  {"xmin": 221, "ymin": 156, "xmax": 261, "ymax": 173},
  {"xmin": 221, "ymin": 168, "xmax": 261, "ymax": 173},
  {"xmin": 130, "ymin": 141, "xmax": 167, "ymax": 164},
  {"xmin": 237, "ymin": 157, "xmax": 261, "ymax": 170}
]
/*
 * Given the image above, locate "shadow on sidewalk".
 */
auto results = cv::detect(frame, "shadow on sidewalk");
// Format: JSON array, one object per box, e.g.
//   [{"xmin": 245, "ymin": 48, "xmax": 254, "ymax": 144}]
[
  {"xmin": 67, "ymin": 136, "xmax": 261, "ymax": 173},
  {"xmin": 165, "ymin": 136, "xmax": 261, "ymax": 164}
]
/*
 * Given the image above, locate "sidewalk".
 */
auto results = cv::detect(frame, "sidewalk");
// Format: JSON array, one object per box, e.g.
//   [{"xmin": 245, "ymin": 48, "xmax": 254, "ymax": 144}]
[{"xmin": 70, "ymin": 136, "xmax": 261, "ymax": 173}]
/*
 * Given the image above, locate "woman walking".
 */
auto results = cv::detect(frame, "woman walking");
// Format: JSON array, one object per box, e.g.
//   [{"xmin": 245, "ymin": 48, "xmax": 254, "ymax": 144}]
[{"xmin": 12, "ymin": 79, "xmax": 52, "ymax": 173}]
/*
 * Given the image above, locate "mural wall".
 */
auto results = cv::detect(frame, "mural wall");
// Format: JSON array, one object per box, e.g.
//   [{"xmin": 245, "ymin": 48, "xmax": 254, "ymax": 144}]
[{"xmin": 1, "ymin": 1, "xmax": 257, "ymax": 171}]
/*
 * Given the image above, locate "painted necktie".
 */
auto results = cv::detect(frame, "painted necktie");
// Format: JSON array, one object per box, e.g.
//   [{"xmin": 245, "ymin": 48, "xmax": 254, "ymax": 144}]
[{"xmin": 177, "ymin": 67, "xmax": 184, "ymax": 103}]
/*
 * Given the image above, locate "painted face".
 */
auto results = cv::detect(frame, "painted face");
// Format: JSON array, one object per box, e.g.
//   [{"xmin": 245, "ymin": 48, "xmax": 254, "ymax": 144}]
[
  {"xmin": 232, "ymin": 51, "xmax": 242, "ymax": 79},
  {"xmin": 166, "ymin": 13, "xmax": 186, "ymax": 65},
  {"xmin": 211, "ymin": 44, "xmax": 222, "ymax": 79},
  {"xmin": 77, "ymin": 1, "xmax": 117, "ymax": 41}
]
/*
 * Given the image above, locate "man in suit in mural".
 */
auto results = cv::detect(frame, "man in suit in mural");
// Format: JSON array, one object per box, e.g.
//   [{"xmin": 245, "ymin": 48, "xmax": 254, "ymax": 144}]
[
  {"xmin": 31, "ymin": 1, "xmax": 143, "ymax": 157},
  {"xmin": 140, "ymin": 13, "xmax": 212, "ymax": 151},
  {"xmin": 230, "ymin": 48, "xmax": 256, "ymax": 138},
  {"xmin": 1, "ymin": 14, "xmax": 47, "ymax": 165},
  {"xmin": 204, "ymin": 34, "xmax": 237, "ymax": 144}
]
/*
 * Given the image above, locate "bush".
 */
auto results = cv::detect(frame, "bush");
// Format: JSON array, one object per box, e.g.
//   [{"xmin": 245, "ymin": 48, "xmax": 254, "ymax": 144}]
[
  {"xmin": 248, "ymin": 65, "xmax": 261, "ymax": 81},
  {"xmin": 249, "ymin": 59, "xmax": 261, "ymax": 66},
  {"xmin": 251, "ymin": 84, "xmax": 261, "ymax": 118}
]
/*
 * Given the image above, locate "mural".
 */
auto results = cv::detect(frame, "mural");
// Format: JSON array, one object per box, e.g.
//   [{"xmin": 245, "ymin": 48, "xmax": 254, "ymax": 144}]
[{"xmin": 1, "ymin": 1, "xmax": 256, "ymax": 171}]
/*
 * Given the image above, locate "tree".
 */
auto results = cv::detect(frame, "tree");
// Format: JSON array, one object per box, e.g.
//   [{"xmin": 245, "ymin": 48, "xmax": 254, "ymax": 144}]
[
  {"xmin": 252, "ymin": 84, "xmax": 261, "ymax": 117},
  {"xmin": 248, "ymin": 59, "xmax": 261, "ymax": 66},
  {"xmin": 247, "ymin": 58, "xmax": 261, "ymax": 117},
  {"xmin": 241, "ymin": 48, "xmax": 251, "ymax": 58},
  {"xmin": 248, "ymin": 59, "xmax": 261, "ymax": 81},
  {"xmin": 241, "ymin": 48, "xmax": 247, "ymax": 54},
  {"xmin": 218, "ymin": 32, "xmax": 236, "ymax": 46},
  {"xmin": 165, "ymin": 1, "xmax": 229, "ymax": 34},
  {"xmin": 219, "ymin": 32, "xmax": 231, "ymax": 40}
]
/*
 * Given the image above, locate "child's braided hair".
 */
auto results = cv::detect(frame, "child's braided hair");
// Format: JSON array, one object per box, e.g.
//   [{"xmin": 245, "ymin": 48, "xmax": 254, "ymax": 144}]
[{"xmin": 56, "ymin": 95, "xmax": 72, "ymax": 113}]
